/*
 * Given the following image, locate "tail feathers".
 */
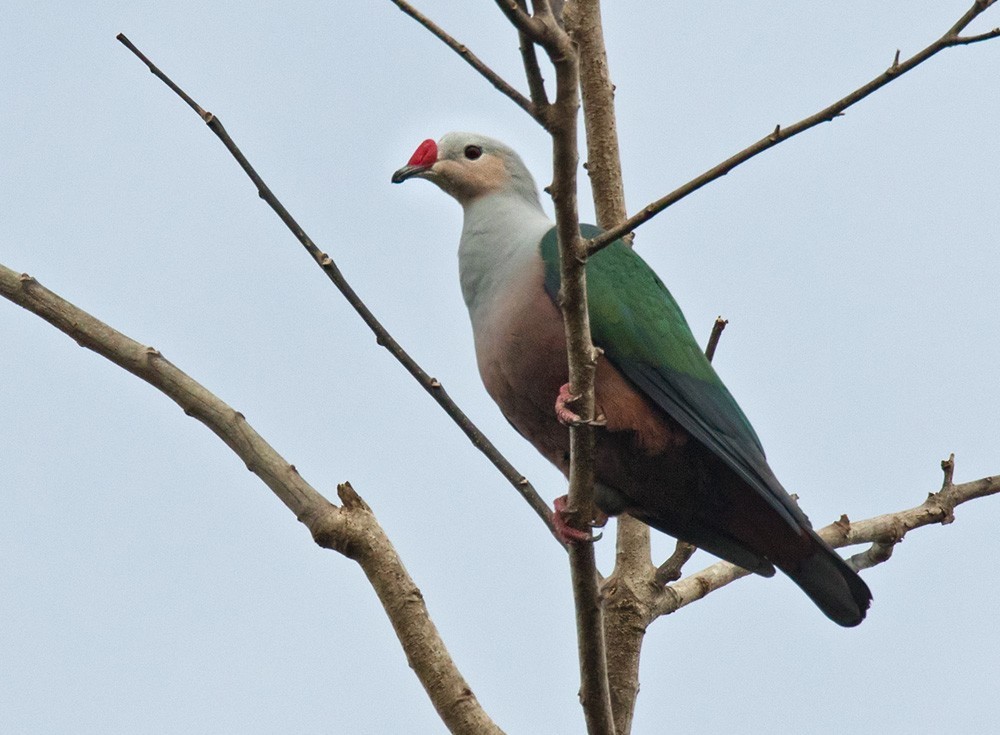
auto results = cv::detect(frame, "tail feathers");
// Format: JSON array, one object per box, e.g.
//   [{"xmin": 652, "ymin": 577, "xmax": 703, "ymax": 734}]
[{"xmin": 782, "ymin": 531, "xmax": 872, "ymax": 627}]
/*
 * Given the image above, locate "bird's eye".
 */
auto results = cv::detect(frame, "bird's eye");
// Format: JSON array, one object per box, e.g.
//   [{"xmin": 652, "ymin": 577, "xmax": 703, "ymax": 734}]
[{"xmin": 464, "ymin": 145, "xmax": 483, "ymax": 160}]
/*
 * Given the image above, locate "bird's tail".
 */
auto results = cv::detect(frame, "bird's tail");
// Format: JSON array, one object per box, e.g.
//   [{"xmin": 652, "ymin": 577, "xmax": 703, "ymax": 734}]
[{"xmin": 781, "ymin": 531, "xmax": 872, "ymax": 627}]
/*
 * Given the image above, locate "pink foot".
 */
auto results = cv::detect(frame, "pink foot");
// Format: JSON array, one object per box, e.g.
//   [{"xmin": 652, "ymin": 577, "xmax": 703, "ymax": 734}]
[
  {"xmin": 555, "ymin": 383, "xmax": 582, "ymax": 426},
  {"xmin": 554, "ymin": 383, "xmax": 607, "ymax": 427},
  {"xmin": 552, "ymin": 495, "xmax": 608, "ymax": 545}
]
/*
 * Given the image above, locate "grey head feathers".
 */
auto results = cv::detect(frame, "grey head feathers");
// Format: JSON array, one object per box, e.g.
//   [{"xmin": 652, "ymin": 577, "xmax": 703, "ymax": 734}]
[{"xmin": 434, "ymin": 132, "xmax": 544, "ymax": 209}]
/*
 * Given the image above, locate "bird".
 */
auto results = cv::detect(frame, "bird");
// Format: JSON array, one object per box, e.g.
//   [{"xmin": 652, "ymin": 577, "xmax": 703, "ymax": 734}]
[{"xmin": 392, "ymin": 132, "xmax": 872, "ymax": 627}]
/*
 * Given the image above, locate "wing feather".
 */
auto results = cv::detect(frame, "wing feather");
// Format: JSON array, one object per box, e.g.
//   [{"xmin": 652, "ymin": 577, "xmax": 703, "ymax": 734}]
[{"xmin": 541, "ymin": 225, "xmax": 806, "ymax": 531}]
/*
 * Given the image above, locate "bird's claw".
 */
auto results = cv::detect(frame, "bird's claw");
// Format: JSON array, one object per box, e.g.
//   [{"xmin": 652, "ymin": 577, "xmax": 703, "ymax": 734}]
[
  {"xmin": 552, "ymin": 495, "xmax": 605, "ymax": 545},
  {"xmin": 555, "ymin": 383, "xmax": 607, "ymax": 427}
]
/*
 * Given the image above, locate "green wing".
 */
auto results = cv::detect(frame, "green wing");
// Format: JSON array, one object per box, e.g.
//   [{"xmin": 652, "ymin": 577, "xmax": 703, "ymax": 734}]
[{"xmin": 541, "ymin": 224, "xmax": 803, "ymax": 529}]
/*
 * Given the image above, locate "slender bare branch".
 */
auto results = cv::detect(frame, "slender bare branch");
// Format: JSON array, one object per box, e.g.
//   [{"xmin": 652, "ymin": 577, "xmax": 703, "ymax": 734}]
[
  {"xmin": 954, "ymin": 27, "xmax": 1000, "ymax": 43},
  {"xmin": 116, "ymin": 33, "xmax": 560, "ymax": 542},
  {"xmin": 0, "ymin": 262, "xmax": 504, "ymax": 735},
  {"xmin": 550, "ymin": 4, "xmax": 646, "ymax": 731},
  {"xmin": 387, "ymin": 0, "xmax": 541, "ymax": 125},
  {"xmin": 586, "ymin": 0, "xmax": 1000, "ymax": 254},
  {"xmin": 566, "ymin": 0, "xmax": 628, "ymax": 239},
  {"xmin": 704, "ymin": 317, "xmax": 729, "ymax": 363},
  {"xmin": 549, "ymin": 56, "xmax": 618, "ymax": 735},
  {"xmin": 497, "ymin": 4, "xmax": 618, "ymax": 731},
  {"xmin": 651, "ymin": 463, "xmax": 1000, "ymax": 620},
  {"xmin": 946, "ymin": 0, "xmax": 999, "ymax": 37},
  {"xmin": 514, "ymin": 0, "xmax": 551, "ymax": 120},
  {"xmin": 655, "ymin": 541, "xmax": 697, "ymax": 585},
  {"xmin": 494, "ymin": 0, "xmax": 545, "ymax": 37}
]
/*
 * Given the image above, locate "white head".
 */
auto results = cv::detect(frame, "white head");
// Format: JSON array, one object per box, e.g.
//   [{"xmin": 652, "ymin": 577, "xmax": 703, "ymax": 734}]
[{"xmin": 392, "ymin": 132, "xmax": 541, "ymax": 208}]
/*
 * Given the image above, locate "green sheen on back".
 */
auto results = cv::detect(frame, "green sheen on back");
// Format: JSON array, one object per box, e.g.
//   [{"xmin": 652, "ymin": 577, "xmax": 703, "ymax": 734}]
[{"xmin": 540, "ymin": 225, "xmax": 765, "ymax": 456}]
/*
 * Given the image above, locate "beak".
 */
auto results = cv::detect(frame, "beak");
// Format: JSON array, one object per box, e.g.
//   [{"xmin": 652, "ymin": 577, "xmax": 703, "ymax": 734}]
[
  {"xmin": 392, "ymin": 138, "xmax": 439, "ymax": 184},
  {"xmin": 391, "ymin": 164, "xmax": 430, "ymax": 184}
]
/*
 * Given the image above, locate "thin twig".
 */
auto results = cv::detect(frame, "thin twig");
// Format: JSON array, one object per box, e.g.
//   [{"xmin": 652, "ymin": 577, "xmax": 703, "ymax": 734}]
[
  {"xmin": 116, "ymin": 33, "xmax": 560, "ymax": 542},
  {"xmin": 586, "ymin": 0, "xmax": 1000, "ymax": 254},
  {"xmin": 704, "ymin": 316, "xmax": 729, "ymax": 363},
  {"xmin": 654, "ymin": 541, "xmax": 697, "ymax": 584},
  {"xmin": 515, "ymin": 0, "xmax": 551, "ymax": 120},
  {"xmin": 387, "ymin": 0, "xmax": 542, "ymax": 125},
  {"xmin": 954, "ymin": 27, "xmax": 1000, "ymax": 43},
  {"xmin": 494, "ymin": 0, "xmax": 545, "ymax": 36}
]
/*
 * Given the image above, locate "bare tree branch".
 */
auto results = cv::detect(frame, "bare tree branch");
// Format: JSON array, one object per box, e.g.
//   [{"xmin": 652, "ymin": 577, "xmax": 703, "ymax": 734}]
[
  {"xmin": 655, "ymin": 541, "xmax": 697, "ymax": 585},
  {"xmin": 566, "ymin": 0, "xmax": 628, "ymax": 241},
  {"xmin": 0, "ymin": 262, "xmax": 504, "ymax": 735},
  {"xmin": 115, "ymin": 33, "xmax": 561, "ymax": 543},
  {"xmin": 564, "ymin": 5, "xmax": 648, "ymax": 729},
  {"xmin": 586, "ymin": 0, "xmax": 1000, "ymax": 254},
  {"xmin": 500, "ymin": 5, "xmax": 617, "ymax": 733},
  {"xmin": 387, "ymin": 0, "xmax": 540, "ymax": 125},
  {"xmin": 704, "ymin": 317, "xmax": 728, "ymax": 363},
  {"xmin": 514, "ymin": 0, "xmax": 551, "ymax": 121},
  {"xmin": 652, "ymin": 462, "xmax": 1000, "ymax": 620},
  {"xmin": 494, "ymin": 0, "xmax": 545, "ymax": 38}
]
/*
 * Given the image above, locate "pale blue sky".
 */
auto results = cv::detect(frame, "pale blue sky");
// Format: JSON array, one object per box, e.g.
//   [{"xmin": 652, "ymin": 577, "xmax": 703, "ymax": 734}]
[{"xmin": 2, "ymin": 2, "xmax": 998, "ymax": 733}]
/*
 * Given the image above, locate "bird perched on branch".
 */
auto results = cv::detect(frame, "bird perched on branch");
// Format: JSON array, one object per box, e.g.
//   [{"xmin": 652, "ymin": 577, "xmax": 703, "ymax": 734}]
[{"xmin": 392, "ymin": 132, "xmax": 872, "ymax": 626}]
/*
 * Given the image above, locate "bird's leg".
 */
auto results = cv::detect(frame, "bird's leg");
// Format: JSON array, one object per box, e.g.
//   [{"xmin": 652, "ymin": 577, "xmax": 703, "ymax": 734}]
[
  {"xmin": 554, "ymin": 383, "xmax": 607, "ymax": 427},
  {"xmin": 552, "ymin": 495, "xmax": 609, "ymax": 545}
]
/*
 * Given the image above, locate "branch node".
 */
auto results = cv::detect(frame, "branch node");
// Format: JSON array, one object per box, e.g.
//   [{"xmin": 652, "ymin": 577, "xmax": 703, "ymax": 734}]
[
  {"xmin": 704, "ymin": 316, "xmax": 728, "ymax": 362},
  {"xmin": 337, "ymin": 481, "xmax": 371, "ymax": 512},
  {"xmin": 834, "ymin": 513, "xmax": 852, "ymax": 536},
  {"xmin": 18, "ymin": 273, "xmax": 35, "ymax": 284},
  {"xmin": 940, "ymin": 452, "xmax": 956, "ymax": 490},
  {"xmin": 655, "ymin": 540, "xmax": 697, "ymax": 584}
]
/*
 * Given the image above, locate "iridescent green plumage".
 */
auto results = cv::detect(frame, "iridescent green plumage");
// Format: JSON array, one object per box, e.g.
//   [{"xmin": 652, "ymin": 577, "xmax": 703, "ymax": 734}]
[
  {"xmin": 541, "ymin": 225, "xmax": 800, "ymax": 530},
  {"xmin": 541, "ymin": 225, "xmax": 871, "ymax": 626}
]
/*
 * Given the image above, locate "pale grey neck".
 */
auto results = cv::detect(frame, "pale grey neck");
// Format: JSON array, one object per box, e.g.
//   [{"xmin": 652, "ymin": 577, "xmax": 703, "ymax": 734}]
[{"xmin": 457, "ymin": 191, "xmax": 553, "ymax": 323}]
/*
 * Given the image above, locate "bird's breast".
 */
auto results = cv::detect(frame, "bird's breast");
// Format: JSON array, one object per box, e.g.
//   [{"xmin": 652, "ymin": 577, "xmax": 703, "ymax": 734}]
[
  {"xmin": 471, "ymin": 262, "xmax": 571, "ymax": 468},
  {"xmin": 469, "ymin": 256, "xmax": 686, "ymax": 479}
]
